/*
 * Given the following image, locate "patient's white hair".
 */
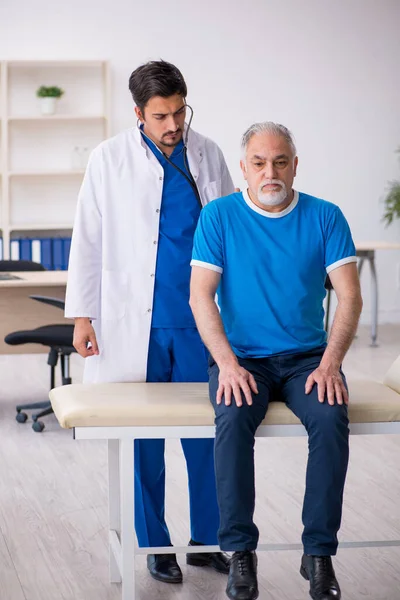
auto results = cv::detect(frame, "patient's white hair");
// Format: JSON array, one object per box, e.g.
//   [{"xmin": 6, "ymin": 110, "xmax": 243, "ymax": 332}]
[{"xmin": 241, "ymin": 122, "xmax": 297, "ymax": 161}]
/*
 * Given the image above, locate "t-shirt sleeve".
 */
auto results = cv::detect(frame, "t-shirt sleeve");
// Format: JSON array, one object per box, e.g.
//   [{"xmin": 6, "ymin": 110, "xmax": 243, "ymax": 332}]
[
  {"xmin": 191, "ymin": 205, "xmax": 224, "ymax": 273},
  {"xmin": 325, "ymin": 206, "xmax": 357, "ymax": 274}
]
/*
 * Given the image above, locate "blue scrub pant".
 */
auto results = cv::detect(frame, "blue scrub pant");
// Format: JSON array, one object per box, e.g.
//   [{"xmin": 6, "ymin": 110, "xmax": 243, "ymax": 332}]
[
  {"xmin": 209, "ymin": 347, "xmax": 349, "ymax": 555},
  {"xmin": 134, "ymin": 327, "xmax": 220, "ymax": 547}
]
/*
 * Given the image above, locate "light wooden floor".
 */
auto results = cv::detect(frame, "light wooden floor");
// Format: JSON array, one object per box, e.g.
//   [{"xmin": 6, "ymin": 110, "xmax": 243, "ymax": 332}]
[{"xmin": 1, "ymin": 325, "xmax": 400, "ymax": 600}]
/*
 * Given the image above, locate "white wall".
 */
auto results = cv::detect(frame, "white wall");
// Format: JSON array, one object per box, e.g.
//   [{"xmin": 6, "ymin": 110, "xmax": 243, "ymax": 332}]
[{"xmin": 1, "ymin": 0, "xmax": 400, "ymax": 323}]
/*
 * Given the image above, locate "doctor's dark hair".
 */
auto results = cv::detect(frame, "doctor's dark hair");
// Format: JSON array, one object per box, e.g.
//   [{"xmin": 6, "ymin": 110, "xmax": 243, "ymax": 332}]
[{"xmin": 128, "ymin": 60, "xmax": 187, "ymax": 112}]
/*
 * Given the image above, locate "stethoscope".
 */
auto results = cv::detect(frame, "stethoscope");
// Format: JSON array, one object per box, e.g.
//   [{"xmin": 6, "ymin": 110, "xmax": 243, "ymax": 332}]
[{"xmin": 137, "ymin": 104, "xmax": 203, "ymax": 209}]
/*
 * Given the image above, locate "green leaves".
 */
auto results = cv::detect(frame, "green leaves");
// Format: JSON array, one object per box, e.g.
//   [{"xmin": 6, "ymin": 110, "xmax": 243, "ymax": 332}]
[
  {"xmin": 383, "ymin": 181, "xmax": 400, "ymax": 226},
  {"xmin": 36, "ymin": 86, "xmax": 64, "ymax": 98},
  {"xmin": 383, "ymin": 148, "xmax": 400, "ymax": 227}
]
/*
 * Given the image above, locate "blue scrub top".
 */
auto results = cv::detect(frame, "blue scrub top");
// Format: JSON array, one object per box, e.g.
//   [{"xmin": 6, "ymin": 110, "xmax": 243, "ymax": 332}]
[{"xmin": 142, "ymin": 132, "xmax": 201, "ymax": 328}]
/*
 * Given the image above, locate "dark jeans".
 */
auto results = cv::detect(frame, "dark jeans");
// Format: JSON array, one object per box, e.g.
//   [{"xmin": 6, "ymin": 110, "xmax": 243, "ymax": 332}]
[{"xmin": 209, "ymin": 347, "xmax": 349, "ymax": 556}]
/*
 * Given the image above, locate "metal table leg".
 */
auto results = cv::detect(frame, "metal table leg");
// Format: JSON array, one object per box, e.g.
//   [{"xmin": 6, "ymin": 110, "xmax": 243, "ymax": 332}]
[
  {"xmin": 369, "ymin": 254, "xmax": 379, "ymax": 347},
  {"xmin": 357, "ymin": 257, "xmax": 364, "ymax": 278},
  {"xmin": 357, "ymin": 250, "xmax": 378, "ymax": 347},
  {"xmin": 108, "ymin": 440, "xmax": 121, "ymax": 583},
  {"xmin": 121, "ymin": 439, "xmax": 135, "ymax": 599}
]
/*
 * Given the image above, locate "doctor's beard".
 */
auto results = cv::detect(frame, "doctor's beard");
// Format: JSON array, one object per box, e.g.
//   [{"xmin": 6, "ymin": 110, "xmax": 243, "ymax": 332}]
[
  {"xmin": 257, "ymin": 179, "xmax": 288, "ymax": 206},
  {"xmin": 161, "ymin": 128, "xmax": 183, "ymax": 148}
]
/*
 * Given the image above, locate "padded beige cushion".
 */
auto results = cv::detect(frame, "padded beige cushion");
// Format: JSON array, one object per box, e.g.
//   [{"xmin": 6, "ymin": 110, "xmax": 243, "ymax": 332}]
[
  {"xmin": 383, "ymin": 354, "xmax": 400, "ymax": 394},
  {"xmin": 49, "ymin": 379, "xmax": 400, "ymax": 429}
]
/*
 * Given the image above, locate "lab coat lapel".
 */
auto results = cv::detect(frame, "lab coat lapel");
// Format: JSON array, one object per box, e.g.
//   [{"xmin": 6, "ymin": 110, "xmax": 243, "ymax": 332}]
[
  {"xmin": 132, "ymin": 125, "xmax": 164, "ymax": 177},
  {"xmin": 185, "ymin": 127, "xmax": 203, "ymax": 186}
]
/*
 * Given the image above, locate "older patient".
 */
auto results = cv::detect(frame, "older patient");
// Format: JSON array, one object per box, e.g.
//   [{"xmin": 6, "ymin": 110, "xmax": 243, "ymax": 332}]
[{"xmin": 189, "ymin": 122, "xmax": 362, "ymax": 600}]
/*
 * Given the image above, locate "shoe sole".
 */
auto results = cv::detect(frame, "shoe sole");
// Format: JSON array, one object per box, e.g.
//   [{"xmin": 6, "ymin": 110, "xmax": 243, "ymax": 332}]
[
  {"xmin": 186, "ymin": 556, "xmax": 229, "ymax": 574},
  {"xmin": 226, "ymin": 588, "xmax": 259, "ymax": 600},
  {"xmin": 225, "ymin": 590, "xmax": 260, "ymax": 600}
]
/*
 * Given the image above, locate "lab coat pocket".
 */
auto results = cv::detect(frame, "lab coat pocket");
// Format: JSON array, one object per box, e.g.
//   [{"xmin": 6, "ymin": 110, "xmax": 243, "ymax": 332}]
[
  {"xmin": 101, "ymin": 270, "xmax": 128, "ymax": 320},
  {"xmin": 203, "ymin": 180, "xmax": 221, "ymax": 203}
]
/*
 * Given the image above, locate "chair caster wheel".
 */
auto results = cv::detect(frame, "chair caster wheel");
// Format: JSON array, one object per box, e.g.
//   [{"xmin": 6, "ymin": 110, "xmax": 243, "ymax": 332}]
[
  {"xmin": 32, "ymin": 421, "xmax": 45, "ymax": 433},
  {"xmin": 16, "ymin": 412, "xmax": 28, "ymax": 423}
]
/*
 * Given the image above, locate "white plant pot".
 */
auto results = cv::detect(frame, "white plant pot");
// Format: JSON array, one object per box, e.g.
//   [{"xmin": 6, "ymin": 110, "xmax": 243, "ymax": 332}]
[{"xmin": 40, "ymin": 97, "xmax": 57, "ymax": 115}]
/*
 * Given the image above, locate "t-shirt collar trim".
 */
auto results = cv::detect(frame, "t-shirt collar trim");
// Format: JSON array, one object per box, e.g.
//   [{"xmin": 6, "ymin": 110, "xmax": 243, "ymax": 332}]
[{"xmin": 243, "ymin": 188, "xmax": 299, "ymax": 218}]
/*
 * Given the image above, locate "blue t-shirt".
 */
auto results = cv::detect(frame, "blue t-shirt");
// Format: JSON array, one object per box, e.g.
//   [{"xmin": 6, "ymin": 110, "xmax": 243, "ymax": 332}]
[
  {"xmin": 191, "ymin": 190, "xmax": 357, "ymax": 358},
  {"xmin": 143, "ymin": 134, "xmax": 201, "ymax": 328}
]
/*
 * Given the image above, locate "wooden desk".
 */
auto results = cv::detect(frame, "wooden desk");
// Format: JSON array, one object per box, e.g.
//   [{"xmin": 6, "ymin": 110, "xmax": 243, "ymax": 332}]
[
  {"xmin": 0, "ymin": 271, "xmax": 69, "ymax": 354},
  {"xmin": 355, "ymin": 243, "xmax": 400, "ymax": 347},
  {"xmin": 356, "ymin": 242, "xmax": 400, "ymax": 252},
  {"xmin": 3, "ymin": 245, "xmax": 399, "ymax": 354}
]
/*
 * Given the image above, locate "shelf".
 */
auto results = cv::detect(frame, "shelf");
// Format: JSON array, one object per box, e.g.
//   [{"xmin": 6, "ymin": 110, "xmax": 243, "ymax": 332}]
[
  {"xmin": 0, "ymin": 59, "xmax": 110, "ymax": 259},
  {"xmin": 8, "ymin": 60, "xmax": 106, "ymax": 68},
  {"xmin": 9, "ymin": 170, "xmax": 85, "ymax": 177},
  {"xmin": 10, "ymin": 223, "xmax": 73, "ymax": 231},
  {"xmin": 8, "ymin": 115, "xmax": 107, "ymax": 122}
]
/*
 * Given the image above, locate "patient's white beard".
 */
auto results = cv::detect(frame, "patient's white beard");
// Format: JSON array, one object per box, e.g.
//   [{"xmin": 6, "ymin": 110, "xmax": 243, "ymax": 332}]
[{"xmin": 257, "ymin": 180, "xmax": 288, "ymax": 207}]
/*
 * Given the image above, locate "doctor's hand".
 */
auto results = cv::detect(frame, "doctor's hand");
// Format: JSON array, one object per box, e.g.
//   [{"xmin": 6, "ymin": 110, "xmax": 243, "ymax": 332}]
[
  {"xmin": 73, "ymin": 318, "xmax": 99, "ymax": 358},
  {"xmin": 217, "ymin": 358, "xmax": 258, "ymax": 407}
]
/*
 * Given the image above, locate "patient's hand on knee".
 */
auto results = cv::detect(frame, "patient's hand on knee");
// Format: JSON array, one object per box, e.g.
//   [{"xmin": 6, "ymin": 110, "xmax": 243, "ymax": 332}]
[
  {"xmin": 217, "ymin": 360, "xmax": 258, "ymax": 407},
  {"xmin": 305, "ymin": 366, "xmax": 348, "ymax": 406}
]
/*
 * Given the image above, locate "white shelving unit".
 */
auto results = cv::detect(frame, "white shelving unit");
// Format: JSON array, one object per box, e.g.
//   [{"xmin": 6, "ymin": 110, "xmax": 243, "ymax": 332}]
[{"xmin": 0, "ymin": 59, "xmax": 110, "ymax": 259}]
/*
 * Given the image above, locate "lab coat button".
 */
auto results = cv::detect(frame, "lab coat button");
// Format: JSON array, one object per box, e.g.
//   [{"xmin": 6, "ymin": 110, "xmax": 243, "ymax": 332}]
[
  {"xmin": 153, "ymin": 240, "xmax": 157, "ymax": 245},
  {"xmin": 147, "ymin": 308, "xmax": 152, "ymax": 313},
  {"xmin": 156, "ymin": 209, "xmax": 160, "ymax": 213},
  {"xmin": 159, "ymin": 176, "xmax": 163, "ymax": 181}
]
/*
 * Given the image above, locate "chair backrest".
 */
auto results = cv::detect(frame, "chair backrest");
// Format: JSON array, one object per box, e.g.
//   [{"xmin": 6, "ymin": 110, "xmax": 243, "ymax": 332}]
[{"xmin": 0, "ymin": 260, "xmax": 46, "ymax": 272}]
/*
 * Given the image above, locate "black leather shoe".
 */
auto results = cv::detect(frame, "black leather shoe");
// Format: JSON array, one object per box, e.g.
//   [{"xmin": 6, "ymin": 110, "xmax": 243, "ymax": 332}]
[
  {"xmin": 186, "ymin": 539, "xmax": 230, "ymax": 574},
  {"xmin": 300, "ymin": 554, "xmax": 341, "ymax": 599},
  {"xmin": 147, "ymin": 553, "xmax": 183, "ymax": 584},
  {"xmin": 226, "ymin": 551, "xmax": 258, "ymax": 600}
]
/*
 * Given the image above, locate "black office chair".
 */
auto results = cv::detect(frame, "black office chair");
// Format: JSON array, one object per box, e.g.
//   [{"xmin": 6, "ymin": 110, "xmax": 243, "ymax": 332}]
[
  {"xmin": 324, "ymin": 275, "xmax": 333, "ymax": 334},
  {"xmin": 1, "ymin": 260, "xmax": 75, "ymax": 432}
]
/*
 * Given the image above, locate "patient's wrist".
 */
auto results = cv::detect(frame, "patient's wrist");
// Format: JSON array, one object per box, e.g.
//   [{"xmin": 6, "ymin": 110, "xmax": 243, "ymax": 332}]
[
  {"xmin": 217, "ymin": 353, "xmax": 239, "ymax": 369},
  {"xmin": 319, "ymin": 353, "xmax": 341, "ymax": 372}
]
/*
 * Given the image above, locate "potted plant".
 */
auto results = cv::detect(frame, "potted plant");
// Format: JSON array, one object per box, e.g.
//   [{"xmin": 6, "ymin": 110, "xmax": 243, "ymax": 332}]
[
  {"xmin": 383, "ymin": 148, "xmax": 400, "ymax": 228},
  {"xmin": 383, "ymin": 181, "xmax": 400, "ymax": 227},
  {"xmin": 36, "ymin": 85, "xmax": 64, "ymax": 115}
]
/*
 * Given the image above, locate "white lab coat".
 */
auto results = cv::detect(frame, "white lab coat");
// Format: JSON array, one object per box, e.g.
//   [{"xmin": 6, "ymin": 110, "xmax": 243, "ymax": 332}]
[{"xmin": 65, "ymin": 125, "xmax": 234, "ymax": 383}]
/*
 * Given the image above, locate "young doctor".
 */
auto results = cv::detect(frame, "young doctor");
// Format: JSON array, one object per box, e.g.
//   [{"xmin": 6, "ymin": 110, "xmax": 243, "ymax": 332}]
[{"xmin": 65, "ymin": 60, "xmax": 233, "ymax": 584}]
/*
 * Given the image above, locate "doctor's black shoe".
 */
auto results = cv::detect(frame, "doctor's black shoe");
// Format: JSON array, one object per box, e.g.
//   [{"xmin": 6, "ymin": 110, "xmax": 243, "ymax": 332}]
[
  {"xmin": 300, "ymin": 554, "xmax": 341, "ymax": 599},
  {"xmin": 147, "ymin": 553, "xmax": 183, "ymax": 584},
  {"xmin": 226, "ymin": 551, "xmax": 258, "ymax": 600},
  {"xmin": 186, "ymin": 538, "xmax": 230, "ymax": 574}
]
